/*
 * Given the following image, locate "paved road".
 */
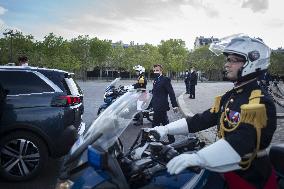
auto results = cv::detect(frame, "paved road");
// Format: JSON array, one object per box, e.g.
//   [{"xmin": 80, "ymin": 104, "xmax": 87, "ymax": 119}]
[{"xmin": 0, "ymin": 79, "xmax": 185, "ymax": 189}]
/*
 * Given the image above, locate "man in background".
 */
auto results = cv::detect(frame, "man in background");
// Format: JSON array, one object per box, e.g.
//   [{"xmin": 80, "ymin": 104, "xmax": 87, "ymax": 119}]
[
  {"xmin": 133, "ymin": 65, "xmax": 147, "ymax": 126},
  {"xmin": 184, "ymin": 70, "xmax": 190, "ymax": 94},
  {"xmin": 18, "ymin": 55, "xmax": 29, "ymax": 66},
  {"xmin": 189, "ymin": 67, "xmax": 197, "ymax": 99}
]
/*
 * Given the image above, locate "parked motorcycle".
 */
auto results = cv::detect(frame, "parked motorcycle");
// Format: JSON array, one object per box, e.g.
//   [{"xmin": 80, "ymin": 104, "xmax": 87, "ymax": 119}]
[
  {"xmin": 57, "ymin": 89, "xmax": 284, "ymax": 189},
  {"xmin": 97, "ymin": 78, "xmax": 128, "ymax": 115},
  {"xmin": 97, "ymin": 78, "xmax": 153, "ymax": 124}
]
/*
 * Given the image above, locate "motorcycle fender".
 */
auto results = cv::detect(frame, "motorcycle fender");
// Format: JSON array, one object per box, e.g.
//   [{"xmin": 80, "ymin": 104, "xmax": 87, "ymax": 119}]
[
  {"xmin": 149, "ymin": 169, "xmax": 209, "ymax": 189},
  {"xmin": 72, "ymin": 167, "xmax": 110, "ymax": 189}
]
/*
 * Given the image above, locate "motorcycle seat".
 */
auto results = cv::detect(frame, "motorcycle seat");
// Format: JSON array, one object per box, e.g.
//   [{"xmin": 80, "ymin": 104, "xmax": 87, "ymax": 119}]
[{"xmin": 269, "ymin": 143, "xmax": 284, "ymax": 176}]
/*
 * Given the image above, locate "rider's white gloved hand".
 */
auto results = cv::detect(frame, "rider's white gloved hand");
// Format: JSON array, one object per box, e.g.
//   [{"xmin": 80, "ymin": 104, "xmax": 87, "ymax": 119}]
[
  {"xmin": 150, "ymin": 118, "xmax": 189, "ymax": 139},
  {"xmin": 167, "ymin": 153, "xmax": 204, "ymax": 175},
  {"xmin": 150, "ymin": 126, "xmax": 169, "ymax": 139},
  {"xmin": 167, "ymin": 139, "xmax": 242, "ymax": 174}
]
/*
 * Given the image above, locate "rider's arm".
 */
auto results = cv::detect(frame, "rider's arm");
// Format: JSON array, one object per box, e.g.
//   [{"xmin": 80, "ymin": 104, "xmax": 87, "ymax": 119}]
[{"xmin": 185, "ymin": 109, "xmax": 219, "ymax": 132}]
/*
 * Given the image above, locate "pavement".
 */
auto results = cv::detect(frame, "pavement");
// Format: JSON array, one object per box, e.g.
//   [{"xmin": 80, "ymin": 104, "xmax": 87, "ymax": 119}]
[
  {"xmin": 177, "ymin": 82, "xmax": 233, "ymax": 143},
  {"xmin": 176, "ymin": 81, "xmax": 284, "ymax": 144}
]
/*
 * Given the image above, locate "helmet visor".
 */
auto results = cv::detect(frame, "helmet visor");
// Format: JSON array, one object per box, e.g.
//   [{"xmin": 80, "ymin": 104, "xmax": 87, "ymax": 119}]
[{"xmin": 209, "ymin": 33, "xmax": 245, "ymax": 56}]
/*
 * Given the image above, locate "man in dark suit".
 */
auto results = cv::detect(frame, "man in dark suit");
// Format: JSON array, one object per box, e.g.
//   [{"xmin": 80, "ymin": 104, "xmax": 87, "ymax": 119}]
[
  {"xmin": 189, "ymin": 67, "xmax": 198, "ymax": 99},
  {"xmin": 151, "ymin": 64, "xmax": 178, "ymax": 143},
  {"xmin": 184, "ymin": 70, "xmax": 190, "ymax": 94}
]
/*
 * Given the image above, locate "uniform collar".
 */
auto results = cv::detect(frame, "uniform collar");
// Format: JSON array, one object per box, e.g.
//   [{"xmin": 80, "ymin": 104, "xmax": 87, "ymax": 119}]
[{"xmin": 233, "ymin": 78, "xmax": 258, "ymax": 93}]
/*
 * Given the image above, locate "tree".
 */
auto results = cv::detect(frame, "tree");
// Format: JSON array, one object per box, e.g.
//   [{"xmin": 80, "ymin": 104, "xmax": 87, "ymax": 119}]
[
  {"xmin": 269, "ymin": 51, "xmax": 284, "ymax": 76},
  {"xmin": 158, "ymin": 39, "xmax": 188, "ymax": 79},
  {"xmin": 139, "ymin": 44, "xmax": 163, "ymax": 78},
  {"xmin": 188, "ymin": 46, "xmax": 224, "ymax": 80}
]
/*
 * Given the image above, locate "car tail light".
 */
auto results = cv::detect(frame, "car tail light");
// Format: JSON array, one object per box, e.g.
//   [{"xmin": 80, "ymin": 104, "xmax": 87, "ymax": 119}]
[{"xmin": 51, "ymin": 95, "xmax": 81, "ymax": 107}]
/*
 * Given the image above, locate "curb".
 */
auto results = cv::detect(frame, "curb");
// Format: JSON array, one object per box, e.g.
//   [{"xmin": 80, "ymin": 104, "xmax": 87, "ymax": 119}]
[
  {"xmin": 177, "ymin": 92, "xmax": 194, "ymax": 118},
  {"xmin": 177, "ymin": 93, "xmax": 216, "ymax": 144}
]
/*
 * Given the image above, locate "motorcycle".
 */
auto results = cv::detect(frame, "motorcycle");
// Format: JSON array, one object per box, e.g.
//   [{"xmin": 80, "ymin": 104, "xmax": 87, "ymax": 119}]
[
  {"xmin": 97, "ymin": 78, "xmax": 129, "ymax": 115},
  {"xmin": 57, "ymin": 89, "xmax": 284, "ymax": 189},
  {"xmin": 97, "ymin": 78, "xmax": 153, "ymax": 123}
]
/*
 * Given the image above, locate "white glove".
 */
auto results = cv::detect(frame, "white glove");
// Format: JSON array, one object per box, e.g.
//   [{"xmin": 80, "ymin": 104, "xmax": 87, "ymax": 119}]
[
  {"xmin": 167, "ymin": 139, "xmax": 242, "ymax": 175},
  {"xmin": 149, "ymin": 126, "xmax": 169, "ymax": 139},
  {"xmin": 150, "ymin": 118, "xmax": 189, "ymax": 139},
  {"xmin": 167, "ymin": 153, "xmax": 204, "ymax": 175},
  {"xmin": 173, "ymin": 107, "xmax": 179, "ymax": 113}
]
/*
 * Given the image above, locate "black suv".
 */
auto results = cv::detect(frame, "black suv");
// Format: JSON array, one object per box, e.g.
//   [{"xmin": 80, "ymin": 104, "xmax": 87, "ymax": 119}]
[{"xmin": 0, "ymin": 66, "xmax": 84, "ymax": 181}]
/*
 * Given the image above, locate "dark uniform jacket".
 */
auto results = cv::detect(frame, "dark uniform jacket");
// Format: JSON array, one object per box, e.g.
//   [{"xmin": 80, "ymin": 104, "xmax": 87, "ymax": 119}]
[
  {"xmin": 133, "ymin": 74, "xmax": 147, "ymax": 89},
  {"xmin": 184, "ymin": 72, "xmax": 190, "ymax": 83},
  {"xmin": 185, "ymin": 79, "xmax": 276, "ymax": 188},
  {"xmin": 151, "ymin": 75, "xmax": 178, "ymax": 112},
  {"xmin": 189, "ymin": 71, "xmax": 198, "ymax": 85}
]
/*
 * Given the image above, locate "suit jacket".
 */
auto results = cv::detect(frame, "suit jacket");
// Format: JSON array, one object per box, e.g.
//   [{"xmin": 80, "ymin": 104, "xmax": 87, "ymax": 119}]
[
  {"xmin": 184, "ymin": 73, "xmax": 190, "ymax": 83},
  {"xmin": 151, "ymin": 75, "xmax": 178, "ymax": 112},
  {"xmin": 190, "ymin": 71, "xmax": 198, "ymax": 85}
]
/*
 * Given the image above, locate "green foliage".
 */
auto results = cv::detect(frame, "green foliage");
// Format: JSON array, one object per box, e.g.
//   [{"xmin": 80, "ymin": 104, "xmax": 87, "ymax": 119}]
[
  {"xmin": 269, "ymin": 51, "xmax": 284, "ymax": 76},
  {"xmin": 188, "ymin": 46, "xmax": 224, "ymax": 80},
  {"xmin": 1, "ymin": 32, "xmax": 283, "ymax": 80},
  {"xmin": 158, "ymin": 39, "xmax": 188, "ymax": 74}
]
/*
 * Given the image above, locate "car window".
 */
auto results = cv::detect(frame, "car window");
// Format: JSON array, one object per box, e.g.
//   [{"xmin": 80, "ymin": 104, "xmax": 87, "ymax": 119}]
[
  {"xmin": 64, "ymin": 77, "xmax": 82, "ymax": 96},
  {"xmin": 0, "ymin": 71, "xmax": 54, "ymax": 95}
]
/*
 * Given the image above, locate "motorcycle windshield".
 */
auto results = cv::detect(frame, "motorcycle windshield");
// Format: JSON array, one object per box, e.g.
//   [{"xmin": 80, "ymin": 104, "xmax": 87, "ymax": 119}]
[
  {"xmin": 105, "ymin": 77, "xmax": 121, "ymax": 91},
  {"xmin": 83, "ymin": 89, "xmax": 151, "ymax": 151}
]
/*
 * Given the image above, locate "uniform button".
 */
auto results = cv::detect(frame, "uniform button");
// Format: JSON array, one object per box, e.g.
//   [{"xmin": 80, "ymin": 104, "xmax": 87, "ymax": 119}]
[{"xmin": 230, "ymin": 99, "xmax": 234, "ymax": 103}]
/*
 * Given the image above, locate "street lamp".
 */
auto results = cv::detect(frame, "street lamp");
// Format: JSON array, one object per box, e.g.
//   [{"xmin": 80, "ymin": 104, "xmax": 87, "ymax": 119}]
[{"xmin": 3, "ymin": 29, "xmax": 15, "ymax": 63}]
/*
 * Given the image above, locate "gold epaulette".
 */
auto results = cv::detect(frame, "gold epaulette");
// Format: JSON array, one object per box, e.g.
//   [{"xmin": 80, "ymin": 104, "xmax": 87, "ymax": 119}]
[
  {"xmin": 238, "ymin": 89, "xmax": 267, "ymax": 170},
  {"xmin": 240, "ymin": 103, "xmax": 267, "ymax": 129},
  {"xmin": 210, "ymin": 95, "xmax": 222, "ymax": 113}
]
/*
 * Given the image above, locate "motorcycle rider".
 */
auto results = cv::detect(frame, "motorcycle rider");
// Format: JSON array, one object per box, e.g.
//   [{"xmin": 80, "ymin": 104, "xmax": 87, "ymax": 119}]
[
  {"xmin": 133, "ymin": 65, "xmax": 147, "ymax": 126},
  {"xmin": 133, "ymin": 65, "xmax": 147, "ymax": 89},
  {"xmin": 150, "ymin": 35, "xmax": 277, "ymax": 189}
]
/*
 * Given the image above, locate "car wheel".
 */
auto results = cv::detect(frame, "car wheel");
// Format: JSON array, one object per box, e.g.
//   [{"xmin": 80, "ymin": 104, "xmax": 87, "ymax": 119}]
[{"xmin": 0, "ymin": 131, "xmax": 48, "ymax": 181}]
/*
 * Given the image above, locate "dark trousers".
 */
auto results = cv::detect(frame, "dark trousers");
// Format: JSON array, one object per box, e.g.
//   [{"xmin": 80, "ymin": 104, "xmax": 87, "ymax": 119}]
[
  {"xmin": 189, "ymin": 84, "xmax": 195, "ymax": 98},
  {"xmin": 152, "ymin": 111, "xmax": 175, "ymax": 143},
  {"xmin": 185, "ymin": 81, "xmax": 190, "ymax": 94}
]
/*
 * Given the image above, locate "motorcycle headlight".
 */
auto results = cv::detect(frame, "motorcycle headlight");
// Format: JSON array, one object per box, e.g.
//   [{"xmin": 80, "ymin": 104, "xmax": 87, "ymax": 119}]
[{"xmin": 55, "ymin": 180, "xmax": 74, "ymax": 189}]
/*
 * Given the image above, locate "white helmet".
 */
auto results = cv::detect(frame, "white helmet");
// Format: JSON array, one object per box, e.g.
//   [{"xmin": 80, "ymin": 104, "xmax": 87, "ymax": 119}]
[
  {"xmin": 133, "ymin": 65, "xmax": 145, "ymax": 74},
  {"xmin": 209, "ymin": 34, "xmax": 271, "ymax": 81}
]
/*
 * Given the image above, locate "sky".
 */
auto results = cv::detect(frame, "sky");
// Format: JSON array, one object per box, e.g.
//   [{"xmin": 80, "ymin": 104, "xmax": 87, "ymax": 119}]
[{"xmin": 0, "ymin": 0, "xmax": 283, "ymax": 50}]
